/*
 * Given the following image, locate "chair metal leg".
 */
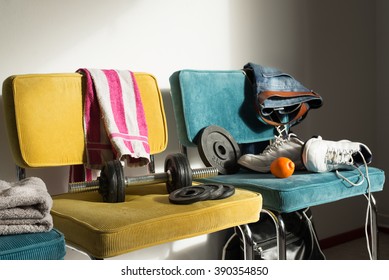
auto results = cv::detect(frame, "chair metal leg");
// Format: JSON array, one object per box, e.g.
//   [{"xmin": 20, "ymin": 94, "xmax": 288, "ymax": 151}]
[
  {"xmin": 370, "ymin": 194, "xmax": 378, "ymax": 260},
  {"xmin": 236, "ymin": 224, "xmax": 255, "ymax": 260},
  {"xmin": 261, "ymin": 209, "xmax": 287, "ymax": 260},
  {"xmin": 148, "ymin": 155, "xmax": 156, "ymax": 174},
  {"xmin": 65, "ymin": 243, "xmax": 99, "ymax": 260},
  {"xmin": 16, "ymin": 165, "xmax": 26, "ymax": 180}
]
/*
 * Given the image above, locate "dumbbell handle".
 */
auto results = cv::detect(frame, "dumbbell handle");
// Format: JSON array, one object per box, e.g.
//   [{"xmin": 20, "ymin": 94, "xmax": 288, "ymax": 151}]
[{"xmin": 68, "ymin": 166, "xmax": 218, "ymax": 193}]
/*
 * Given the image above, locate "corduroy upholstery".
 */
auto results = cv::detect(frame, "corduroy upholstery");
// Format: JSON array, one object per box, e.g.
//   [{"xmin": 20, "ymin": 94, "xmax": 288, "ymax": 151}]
[
  {"xmin": 2, "ymin": 72, "xmax": 262, "ymax": 259},
  {"xmin": 0, "ymin": 229, "xmax": 65, "ymax": 260},
  {"xmin": 2, "ymin": 73, "xmax": 168, "ymax": 167},
  {"xmin": 169, "ymin": 69, "xmax": 385, "ymax": 259},
  {"xmin": 51, "ymin": 184, "xmax": 260, "ymax": 258}
]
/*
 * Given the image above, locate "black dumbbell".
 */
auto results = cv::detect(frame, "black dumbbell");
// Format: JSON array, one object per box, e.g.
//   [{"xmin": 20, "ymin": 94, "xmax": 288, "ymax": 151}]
[{"xmin": 68, "ymin": 153, "xmax": 219, "ymax": 203}]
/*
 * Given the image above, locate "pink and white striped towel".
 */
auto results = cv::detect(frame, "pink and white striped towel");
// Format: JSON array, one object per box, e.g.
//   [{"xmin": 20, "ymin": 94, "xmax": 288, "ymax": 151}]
[{"xmin": 70, "ymin": 69, "xmax": 150, "ymax": 182}]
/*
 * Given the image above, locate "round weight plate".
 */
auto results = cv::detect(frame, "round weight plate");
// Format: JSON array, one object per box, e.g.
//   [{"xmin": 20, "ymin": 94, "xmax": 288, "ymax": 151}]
[
  {"xmin": 216, "ymin": 184, "xmax": 235, "ymax": 200},
  {"xmin": 198, "ymin": 126, "xmax": 241, "ymax": 174},
  {"xmin": 99, "ymin": 160, "xmax": 126, "ymax": 203},
  {"xmin": 113, "ymin": 160, "xmax": 126, "ymax": 203},
  {"xmin": 199, "ymin": 184, "xmax": 224, "ymax": 200},
  {"xmin": 100, "ymin": 160, "xmax": 117, "ymax": 203},
  {"xmin": 169, "ymin": 185, "xmax": 211, "ymax": 205},
  {"xmin": 165, "ymin": 153, "xmax": 193, "ymax": 193}
]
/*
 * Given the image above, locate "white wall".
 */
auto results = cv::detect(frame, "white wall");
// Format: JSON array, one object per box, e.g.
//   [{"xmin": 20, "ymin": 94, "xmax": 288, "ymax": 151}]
[{"xmin": 0, "ymin": 0, "xmax": 387, "ymax": 259}]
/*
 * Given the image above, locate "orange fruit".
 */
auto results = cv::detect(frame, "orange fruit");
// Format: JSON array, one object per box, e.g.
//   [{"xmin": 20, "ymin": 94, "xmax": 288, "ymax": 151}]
[{"xmin": 270, "ymin": 157, "xmax": 295, "ymax": 178}]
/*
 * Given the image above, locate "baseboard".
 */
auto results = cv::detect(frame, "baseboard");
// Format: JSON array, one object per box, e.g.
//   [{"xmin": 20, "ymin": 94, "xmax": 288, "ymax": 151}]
[
  {"xmin": 319, "ymin": 226, "xmax": 389, "ymax": 250},
  {"xmin": 379, "ymin": 226, "xmax": 389, "ymax": 234}
]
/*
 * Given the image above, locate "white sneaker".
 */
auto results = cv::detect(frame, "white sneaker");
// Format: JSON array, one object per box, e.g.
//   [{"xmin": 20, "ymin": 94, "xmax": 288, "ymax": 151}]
[
  {"xmin": 238, "ymin": 133, "xmax": 305, "ymax": 173},
  {"xmin": 302, "ymin": 136, "xmax": 372, "ymax": 173}
]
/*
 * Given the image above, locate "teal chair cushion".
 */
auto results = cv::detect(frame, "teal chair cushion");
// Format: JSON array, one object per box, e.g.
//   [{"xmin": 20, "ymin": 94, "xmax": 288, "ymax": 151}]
[
  {"xmin": 195, "ymin": 167, "xmax": 385, "ymax": 213},
  {"xmin": 0, "ymin": 229, "xmax": 66, "ymax": 260}
]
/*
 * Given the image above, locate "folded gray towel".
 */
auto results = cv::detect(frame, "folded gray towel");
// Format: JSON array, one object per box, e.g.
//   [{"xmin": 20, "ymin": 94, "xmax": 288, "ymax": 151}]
[{"xmin": 0, "ymin": 177, "xmax": 53, "ymax": 235}]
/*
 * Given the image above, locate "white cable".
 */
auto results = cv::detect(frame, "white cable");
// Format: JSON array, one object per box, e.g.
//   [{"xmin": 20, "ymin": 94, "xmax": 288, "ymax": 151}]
[
  {"xmin": 358, "ymin": 151, "xmax": 373, "ymax": 260},
  {"xmin": 335, "ymin": 168, "xmax": 364, "ymax": 186},
  {"xmin": 302, "ymin": 208, "xmax": 326, "ymax": 260},
  {"xmin": 335, "ymin": 151, "xmax": 373, "ymax": 259}
]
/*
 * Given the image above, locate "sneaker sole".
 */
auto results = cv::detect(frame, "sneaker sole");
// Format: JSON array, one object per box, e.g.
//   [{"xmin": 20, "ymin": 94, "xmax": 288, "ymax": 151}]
[{"xmin": 237, "ymin": 155, "xmax": 271, "ymax": 173}]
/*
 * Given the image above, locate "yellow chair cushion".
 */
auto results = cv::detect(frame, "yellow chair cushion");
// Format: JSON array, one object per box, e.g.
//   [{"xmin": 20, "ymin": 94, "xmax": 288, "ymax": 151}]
[
  {"xmin": 2, "ymin": 72, "xmax": 167, "ymax": 168},
  {"xmin": 51, "ymin": 185, "xmax": 261, "ymax": 258}
]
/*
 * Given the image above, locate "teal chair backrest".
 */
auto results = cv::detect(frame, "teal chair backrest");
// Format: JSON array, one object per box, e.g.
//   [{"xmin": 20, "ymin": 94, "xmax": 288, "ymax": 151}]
[{"xmin": 169, "ymin": 70, "xmax": 275, "ymax": 148}]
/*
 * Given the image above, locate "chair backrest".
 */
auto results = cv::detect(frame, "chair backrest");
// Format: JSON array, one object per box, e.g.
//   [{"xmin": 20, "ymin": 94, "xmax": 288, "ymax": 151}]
[
  {"xmin": 2, "ymin": 72, "xmax": 167, "ymax": 168},
  {"xmin": 169, "ymin": 69, "xmax": 275, "ymax": 148}
]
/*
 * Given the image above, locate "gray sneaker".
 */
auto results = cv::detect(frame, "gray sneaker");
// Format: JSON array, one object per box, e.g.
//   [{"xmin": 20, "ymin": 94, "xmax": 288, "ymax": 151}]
[{"xmin": 238, "ymin": 133, "xmax": 305, "ymax": 173}]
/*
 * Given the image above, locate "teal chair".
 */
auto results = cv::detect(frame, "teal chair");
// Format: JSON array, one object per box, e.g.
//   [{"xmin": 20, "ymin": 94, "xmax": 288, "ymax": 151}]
[{"xmin": 169, "ymin": 69, "xmax": 385, "ymax": 260}]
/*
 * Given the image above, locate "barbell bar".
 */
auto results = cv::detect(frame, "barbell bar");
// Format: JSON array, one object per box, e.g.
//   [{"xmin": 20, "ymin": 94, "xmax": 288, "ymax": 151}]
[{"xmin": 68, "ymin": 153, "xmax": 219, "ymax": 203}]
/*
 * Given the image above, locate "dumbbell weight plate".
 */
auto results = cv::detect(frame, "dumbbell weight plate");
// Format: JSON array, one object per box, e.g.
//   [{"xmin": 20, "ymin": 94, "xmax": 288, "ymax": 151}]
[
  {"xmin": 199, "ymin": 184, "xmax": 225, "ymax": 200},
  {"xmin": 198, "ymin": 183, "xmax": 235, "ymax": 200},
  {"xmin": 215, "ymin": 184, "xmax": 235, "ymax": 200},
  {"xmin": 164, "ymin": 153, "xmax": 193, "ymax": 193},
  {"xmin": 114, "ymin": 160, "xmax": 126, "ymax": 203},
  {"xmin": 99, "ymin": 160, "xmax": 126, "ymax": 203},
  {"xmin": 198, "ymin": 125, "xmax": 241, "ymax": 175},
  {"xmin": 169, "ymin": 185, "xmax": 211, "ymax": 205}
]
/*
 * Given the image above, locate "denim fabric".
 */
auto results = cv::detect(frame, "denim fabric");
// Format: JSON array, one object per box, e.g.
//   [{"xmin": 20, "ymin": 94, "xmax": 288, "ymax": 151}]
[
  {"xmin": 245, "ymin": 63, "xmax": 311, "ymax": 94},
  {"xmin": 244, "ymin": 62, "xmax": 322, "ymax": 127}
]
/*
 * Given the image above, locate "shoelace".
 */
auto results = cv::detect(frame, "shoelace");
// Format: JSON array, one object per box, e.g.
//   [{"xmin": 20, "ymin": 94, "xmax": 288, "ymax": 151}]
[
  {"xmin": 260, "ymin": 133, "xmax": 299, "ymax": 156},
  {"xmin": 326, "ymin": 147, "xmax": 354, "ymax": 166},
  {"xmin": 326, "ymin": 146, "xmax": 365, "ymax": 186},
  {"xmin": 260, "ymin": 134, "xmax": 286, "ymax": 156},
  {"xmin": 335, "ymin": 150, "xmax": 373, "ymax": 260}
]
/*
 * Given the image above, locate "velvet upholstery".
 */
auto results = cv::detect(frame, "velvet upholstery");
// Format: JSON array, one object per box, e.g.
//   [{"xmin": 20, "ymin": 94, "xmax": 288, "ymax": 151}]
[
  {"xmin": 169, "ymin": 70, "xmax": 274, "ymax": 147},
  {"xmin": 169, "ymin": 70, "xmax": 386, "ymax": 213},
  {"xmin": 196, "ymin": 168, "xmax": 384, "ymax": 213},
  {"xmin": 2, "ymin": 72, "xmax": 262, "ymax": 259}
]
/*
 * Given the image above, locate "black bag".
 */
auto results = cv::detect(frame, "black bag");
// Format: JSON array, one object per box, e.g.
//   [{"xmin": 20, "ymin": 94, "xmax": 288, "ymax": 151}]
[{"xmin": 223, "ymin": 208, "xmax": 326, "ymax": 260}]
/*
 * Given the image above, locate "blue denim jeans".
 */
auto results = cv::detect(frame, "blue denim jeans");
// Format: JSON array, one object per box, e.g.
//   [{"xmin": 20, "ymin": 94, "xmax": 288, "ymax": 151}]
[{"xmin": 244, "ymin": 62, "xmax": 322, "ymax": 127}]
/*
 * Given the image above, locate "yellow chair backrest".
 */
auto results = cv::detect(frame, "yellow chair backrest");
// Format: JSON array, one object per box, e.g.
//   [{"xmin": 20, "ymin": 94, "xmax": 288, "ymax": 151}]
[{"xmin": 2, "ymin": 72, "xmax": 168, "ymax": 168}]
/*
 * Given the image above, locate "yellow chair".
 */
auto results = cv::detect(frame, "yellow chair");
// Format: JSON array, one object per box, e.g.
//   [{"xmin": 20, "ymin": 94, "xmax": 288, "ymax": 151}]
[{"xmin": 2, "ymin": 72, "xmax": 262, "ymax": 259}]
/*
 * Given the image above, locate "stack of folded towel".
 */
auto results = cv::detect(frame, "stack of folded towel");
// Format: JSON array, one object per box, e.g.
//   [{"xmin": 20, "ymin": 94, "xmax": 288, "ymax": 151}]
[{"xmin": 0, "ymin": 177, "xmax": 53, "ymax": 235}]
